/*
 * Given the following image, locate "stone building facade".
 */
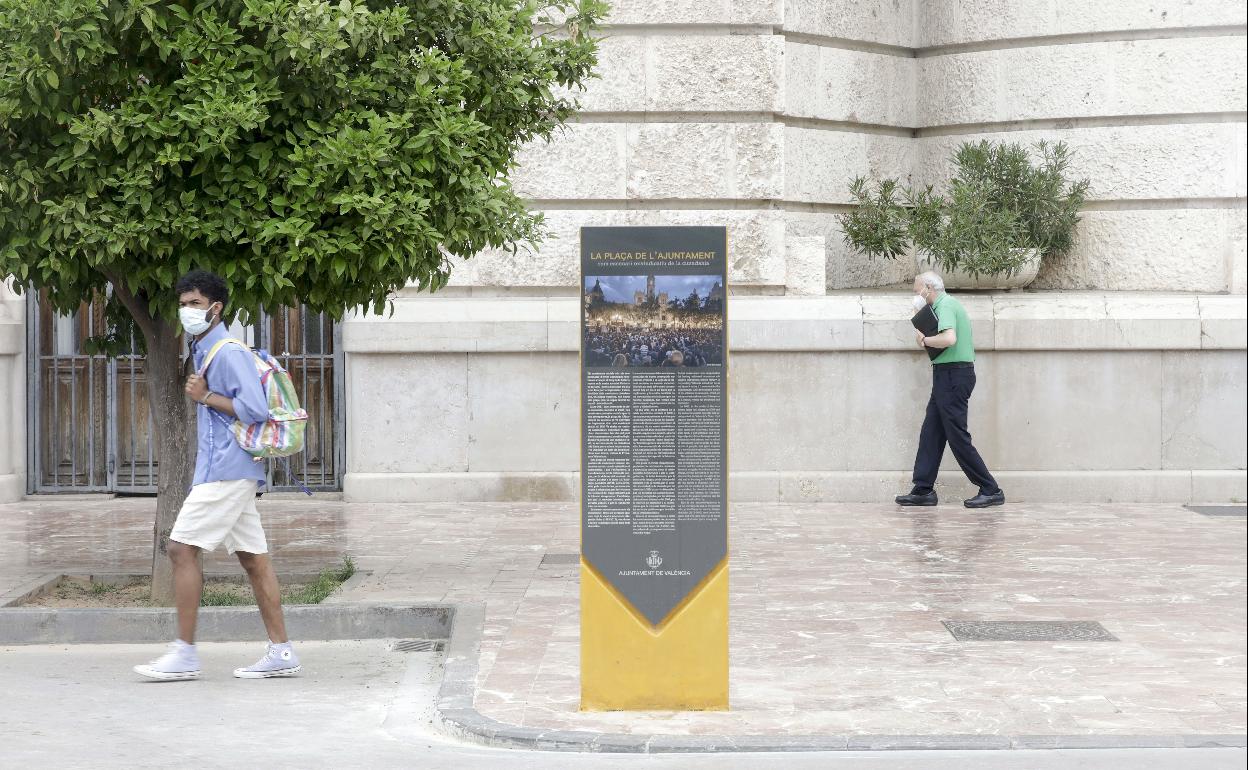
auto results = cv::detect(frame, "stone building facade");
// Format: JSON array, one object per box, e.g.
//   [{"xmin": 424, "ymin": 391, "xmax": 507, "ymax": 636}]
[{"xmin": 1, "ymin": 1, "xmax": 1245, "ymax": 504}]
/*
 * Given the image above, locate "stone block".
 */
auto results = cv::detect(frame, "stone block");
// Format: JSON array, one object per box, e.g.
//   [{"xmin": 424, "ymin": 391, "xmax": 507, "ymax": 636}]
[
  {"xmin": 988, "ymin": 351, "xmax": 1162, "ymax": 470},
  {"xmin": 472, "ymin": 231, "xmax": 582, "ymax": 288},
  {"xmin": 624, "ymin": 123, "xmax": 783, "ymax": 200},
  {"xmin": 0, "ymin": 473, "xmax": 22, "ymax": 504},
  {"xmin": 993, "ymin": 293, "xmax": 1202, "ymax": 349},
  {"xmin": 468, "ymin": 209, "xmax": 786, "ymax": 289},
  {"xmin": 782, "ymin": 210, "xmax": 914, "ymax": 290},
  {"xmin": 346, "ymin": 353, "xmax": 469, "ymax": 474},
  {"xmin": 343, "ymin": 299, "xmax": 550, "ymax": 353},
  {"xmin": 783, "ymin": 40, "xmax": 820, "ymax": 117},
  {"xmin": 824, "ymin": 242, "xmax": 914, "ymax": 290},
  {"xmin": 784, "ymin": 235, "xmax": 827, "ymax": 295},
  {"xmin": 917, "ymin": 123, "xmax": 1247, "ymax": 201},
  {"xmin": 0, "ymin": 356, "xmax": 15, "ymax": 474},
  {"xmin": 786, "ymin": 42, "xmax": 917, "ymax": 126},
  {"xmin": 921, "ymin": 0, "xmax": 1247, "ymax": 47},
  {"xmin": 785, "ymin": 0, "xmax": 918, "ymax": 48},
  {"xmin": 729, "ymin": 352, "xmax": 838, "ymax": 471},
  {"xmin": 918, "ymin": 38, "xmax": 1247, "ymax": 126},
  {"xmin": 861, "ymin": 292, "xmax": 994, "ymax": 350},
  {"xmin": 1, "ymin": 277, "xmax": 20, "ymax": 300},
  {"xmin": 0, "ymin": 320, "xmax": 20, "ymax": 355},
  {"xmin": 728, "ymin": 351, "xmax": 930, "ymax": 471},
  {"xmin": 443, "ymin": 252, "xmax": 479, "ymax": 289},
  {"xmin": 344, "ymin": 471, "xmax": 576, "ymax": 503},
  {"xmin": 989, "ymin": 470, "xmax": 1194, "ymax": 503},
  {"xmin": 734, "ymin": 469, "xmax": 1221, "ymax": 503},
  {"xmin": 627, "ymin": 123, "xmax": 735, "ymax": 198},
  {"xmin": 777, "ymin": 470, "xmax": 911, "ymax": 503},
  {"xmin": 1231, "ymin": 205, "xmax": 1248, "ymax": 294},
  {"xmin": 784, "ymin": 128, "xmax": 913, "ymax": 204},
  {"xmin": 1198, "ymin": 296, "xmax": 1248, "ymax": 349},
  {"xmin": 733, "ymin": 123, "xmax": 786, "ymax": 199},
  {"xmin": 728, "ymin": 297, "xmax": 863, "ymax": 351},
  {"xmin": 1034, "ymin": 209, "xmax": 1237, "ymax": 294},
  {"xmin": 466, "ymin": 353, "xmax": 579, "ymax": 472},
  {"xmin": 548, "ymin": 298, "xmax": 580, "ymax": 353},
  {"xmin": 511, "ymin": 124, "xmax": 625, "ymax": 200},
  {"xmin": 647, "ymin": 35, "xmax": 783, "ymax": 112},
  {"xmin": 569, "ymin": 35, "xmax": 647, "ymax": 113},
  {"xmin": 1190, "ymin": 470, "xmax": 1248, "ymax": 503},
  {"xmin": 604, "ymin": 0, "xmax": 781, "ymax": 26},
  {"xmin": 729, "ymin": 471, "xmax": 780, "ymax": 502},
  {"xmin": 1161, "ymin": 351, "xmax": 1247, "ymax": 470}
]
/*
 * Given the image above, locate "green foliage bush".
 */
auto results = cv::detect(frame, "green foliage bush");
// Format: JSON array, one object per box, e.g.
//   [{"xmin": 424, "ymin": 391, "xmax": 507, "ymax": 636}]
[
  {"xmin": 839, "ymin": 140, "xmax": 1090, "ymax": 278},
  {"xmin": 0, "ymin": 0, "xmax": 606, "ymax": 324}
]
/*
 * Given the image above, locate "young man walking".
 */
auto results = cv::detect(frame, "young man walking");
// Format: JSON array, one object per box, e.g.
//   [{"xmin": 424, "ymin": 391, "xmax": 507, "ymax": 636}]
[
  {"xmin": 895, "ymin": 272, "xmax": 1006, "ymax": 509},
  {"xmin": 134, "ymin": 270, "xmax": 301, "ymax": 680}
]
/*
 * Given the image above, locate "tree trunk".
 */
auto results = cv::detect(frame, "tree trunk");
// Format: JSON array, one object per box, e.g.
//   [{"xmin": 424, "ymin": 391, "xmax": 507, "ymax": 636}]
[
  {"xmin": 143, "ymin": 323, "xmax": 196, "ymax": 606},
  {"xmin": 106, "ymin": 276, "xmax": 198, "ymax": 607}
]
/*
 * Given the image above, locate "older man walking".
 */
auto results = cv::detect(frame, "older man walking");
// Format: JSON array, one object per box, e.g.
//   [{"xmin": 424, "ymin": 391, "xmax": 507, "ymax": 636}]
[{"xmin": 895, "ymin": 272, "xmax": 1005, "ymax": 509}]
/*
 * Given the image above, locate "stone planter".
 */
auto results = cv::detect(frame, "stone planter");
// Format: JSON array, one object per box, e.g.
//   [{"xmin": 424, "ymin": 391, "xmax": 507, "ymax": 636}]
[{"xmin": 917, "ymin": 249, "xmax": 1041, "ymax": 290}]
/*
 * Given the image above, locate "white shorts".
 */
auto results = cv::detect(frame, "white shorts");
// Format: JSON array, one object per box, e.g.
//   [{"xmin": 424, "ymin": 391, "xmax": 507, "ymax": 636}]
[{"xmin": 170, "ymin": 480, "xmax": 268, "ymax": 555}]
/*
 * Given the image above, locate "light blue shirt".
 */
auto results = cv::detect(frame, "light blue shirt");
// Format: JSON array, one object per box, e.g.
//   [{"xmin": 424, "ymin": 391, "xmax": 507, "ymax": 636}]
[{"xmin": 190, "ymin": 323, "xmax": 268, "ymax": 487}]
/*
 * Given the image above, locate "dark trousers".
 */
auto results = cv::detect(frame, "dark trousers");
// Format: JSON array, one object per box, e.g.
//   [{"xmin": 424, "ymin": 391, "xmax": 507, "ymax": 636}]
[{"xmin": 912, "ymin": 364, "xmax": 1000, "ymax": 496}]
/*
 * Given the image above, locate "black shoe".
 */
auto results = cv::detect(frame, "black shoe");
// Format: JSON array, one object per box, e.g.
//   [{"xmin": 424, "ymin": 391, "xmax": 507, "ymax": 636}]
[
  {"xmin": 964, "ymin": 491, "xmax": 1005, "ymax": 508},
  {"xmin": 895, "ymin": 491, "xmax": 938, "ymax": 507}
]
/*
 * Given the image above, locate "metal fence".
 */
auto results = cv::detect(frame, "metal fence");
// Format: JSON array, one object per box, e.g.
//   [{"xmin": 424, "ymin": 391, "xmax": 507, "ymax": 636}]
[{"xmin": 26, "ymin": 291, "xmax": 343, "ymax": 494}]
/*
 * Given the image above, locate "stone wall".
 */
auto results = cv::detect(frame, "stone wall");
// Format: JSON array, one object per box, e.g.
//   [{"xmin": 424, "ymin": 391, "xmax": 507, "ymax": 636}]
[
  {"xmin": 0, "ymin": 281, "xmax": 24, "ymax": 502},
  {"xmin": 2, "ymin": 2, "xmax": 1246, "ymax": 505},
  {"xmin": 341, "ymin": 293, "xmax": 1247, "ymax": 504},
  {"xmin": 482, "ymin": 0, "xmax": 1247, "ymax": 293}
]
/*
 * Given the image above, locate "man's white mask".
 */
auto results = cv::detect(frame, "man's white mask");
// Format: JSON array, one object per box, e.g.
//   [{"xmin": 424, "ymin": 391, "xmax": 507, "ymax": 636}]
[{"xmin": 179, "ymin": 305, "xmax": 215, "ymax": 335}]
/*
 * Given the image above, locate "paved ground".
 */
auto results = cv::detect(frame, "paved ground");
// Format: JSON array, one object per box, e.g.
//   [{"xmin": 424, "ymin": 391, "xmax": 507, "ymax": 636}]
[
  {"xmin": 1, "ymin": 499, "xmax": 1244, "ymax": 743},
  {"xmin": 1, "ymin": 641, "xmax": 1242, "ymax": 769}
]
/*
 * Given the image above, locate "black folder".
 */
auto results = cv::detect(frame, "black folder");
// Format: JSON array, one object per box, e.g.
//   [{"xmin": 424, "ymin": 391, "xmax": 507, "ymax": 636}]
[{"xmin": 911, "ymin": 304, "xmax": 942, "ymax": 361}]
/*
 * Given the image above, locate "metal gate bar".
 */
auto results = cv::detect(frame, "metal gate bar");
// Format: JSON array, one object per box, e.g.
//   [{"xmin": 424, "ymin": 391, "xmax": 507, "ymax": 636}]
[
  {"xmin": 27, "ymin": 292, "xmax": 343, "ymax": 494},
  {"xmin": 27, "ymin": 296, "xmax": 111, "ymax": 492},
  {"xmin": 258, "ymin": 306, "xmax": 344, "ymax": 492}
]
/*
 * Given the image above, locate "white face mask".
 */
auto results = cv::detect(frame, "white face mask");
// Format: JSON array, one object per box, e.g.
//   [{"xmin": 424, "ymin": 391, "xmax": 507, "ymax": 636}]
[
  {"xmin": 179, "ymin": 304, "xmax": 216, "ymax": 336},
  {"xmin": 911, "ymin": 293, "xmax": 927, "ymax": 312}
]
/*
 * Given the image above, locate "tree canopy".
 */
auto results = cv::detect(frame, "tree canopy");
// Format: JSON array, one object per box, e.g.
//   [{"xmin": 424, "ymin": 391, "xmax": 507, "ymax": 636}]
[{"xmin": 0, "ymin": 0, "xmax": 605, "ymax": 328}]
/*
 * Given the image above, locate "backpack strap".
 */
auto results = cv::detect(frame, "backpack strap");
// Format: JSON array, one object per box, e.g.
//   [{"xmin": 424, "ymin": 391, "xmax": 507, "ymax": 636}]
[{"xmin": 198, "ymin": 338, "xmax": 250, "ymax": 376}]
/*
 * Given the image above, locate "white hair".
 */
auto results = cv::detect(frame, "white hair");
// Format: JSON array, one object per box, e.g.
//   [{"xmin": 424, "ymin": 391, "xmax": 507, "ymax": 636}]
[{"xmin": 916, "ymin": 271, "xmax": 945, "ymax": 292}]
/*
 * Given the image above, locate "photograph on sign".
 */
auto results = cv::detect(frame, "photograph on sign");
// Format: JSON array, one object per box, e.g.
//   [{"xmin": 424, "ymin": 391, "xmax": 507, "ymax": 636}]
[{"xmin": 583, "ymin": 274, "xmax": 724, "ymax": 368}]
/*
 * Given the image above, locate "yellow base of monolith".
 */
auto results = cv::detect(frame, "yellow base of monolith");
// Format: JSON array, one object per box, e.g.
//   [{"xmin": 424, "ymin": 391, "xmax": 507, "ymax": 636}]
[{"xmin": 580, "ymin": 560, "xmax": 728, "ymax": 711}]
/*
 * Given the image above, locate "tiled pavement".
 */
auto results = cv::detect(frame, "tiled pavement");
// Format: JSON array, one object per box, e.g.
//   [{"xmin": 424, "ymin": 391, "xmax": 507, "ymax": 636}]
[{"xmin": 1, "ymin": 498, "xmax": 1244, "ymax": 738}]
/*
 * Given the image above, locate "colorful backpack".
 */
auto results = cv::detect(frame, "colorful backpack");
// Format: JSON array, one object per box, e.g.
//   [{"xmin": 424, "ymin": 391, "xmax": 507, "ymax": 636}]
[{"xmin": 200, "ymin": 338, "xmax": 308, "ymax": 459}]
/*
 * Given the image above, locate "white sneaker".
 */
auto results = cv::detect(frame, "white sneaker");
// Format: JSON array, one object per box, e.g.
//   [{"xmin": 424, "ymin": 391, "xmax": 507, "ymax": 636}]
[
  {"xmin": 234, "ymin": 642, "xmax": 301, "ymax": 679},
  {"xmin": 134, "ymin": 640, "xmax": 201, "ymax": 681}
]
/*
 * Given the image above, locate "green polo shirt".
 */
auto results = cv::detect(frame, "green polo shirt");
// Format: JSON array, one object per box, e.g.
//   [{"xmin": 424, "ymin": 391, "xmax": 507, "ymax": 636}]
[{"xmin": 931, "ymin": 293, "xmax": 975, "ymax": 364}]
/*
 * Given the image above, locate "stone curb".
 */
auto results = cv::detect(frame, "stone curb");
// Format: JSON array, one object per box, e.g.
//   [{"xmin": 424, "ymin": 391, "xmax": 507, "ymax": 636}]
[
  {"xmin": 0, "ymin": 570, "xmax": 374, "ymax": 609},
  {"xmin": 0, "ymin": 602, "xmax": 452, "ymax": 645},
  {"xmin": 4, "ymin": 599, "xmax": 1243, "ymax": 753},
  {"xmin": 432, "ymin": 603, "xmax": 1248, "ymax": 754}
]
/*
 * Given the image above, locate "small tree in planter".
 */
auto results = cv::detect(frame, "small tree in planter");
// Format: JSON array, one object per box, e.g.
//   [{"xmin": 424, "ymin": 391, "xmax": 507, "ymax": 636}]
[{"xmin": 839, "ymin": 140, "xmax": 1090, "ymax": 285}]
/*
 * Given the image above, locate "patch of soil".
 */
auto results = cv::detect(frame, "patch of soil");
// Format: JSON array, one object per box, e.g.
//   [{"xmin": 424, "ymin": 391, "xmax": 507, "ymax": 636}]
[{"xmin": 20, "ymin": 577, "xmax": 312, "ymax": 609}]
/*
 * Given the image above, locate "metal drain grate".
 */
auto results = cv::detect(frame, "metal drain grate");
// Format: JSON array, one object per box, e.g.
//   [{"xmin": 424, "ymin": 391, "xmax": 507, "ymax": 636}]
[
  {"xmin": 391, "ymin": 639, "xmax": 445, "ymax": 653},
  {"xmin": 541, "ymin": 553, "xmax": 581, "ymax": 566},
  {"xmin": 1185, "ymin": 505, "xmax": 1247, "ymax": 517},
  {"xmin": 943, "ymin": 620, "xmax": 1118, "ymax": 642}
]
